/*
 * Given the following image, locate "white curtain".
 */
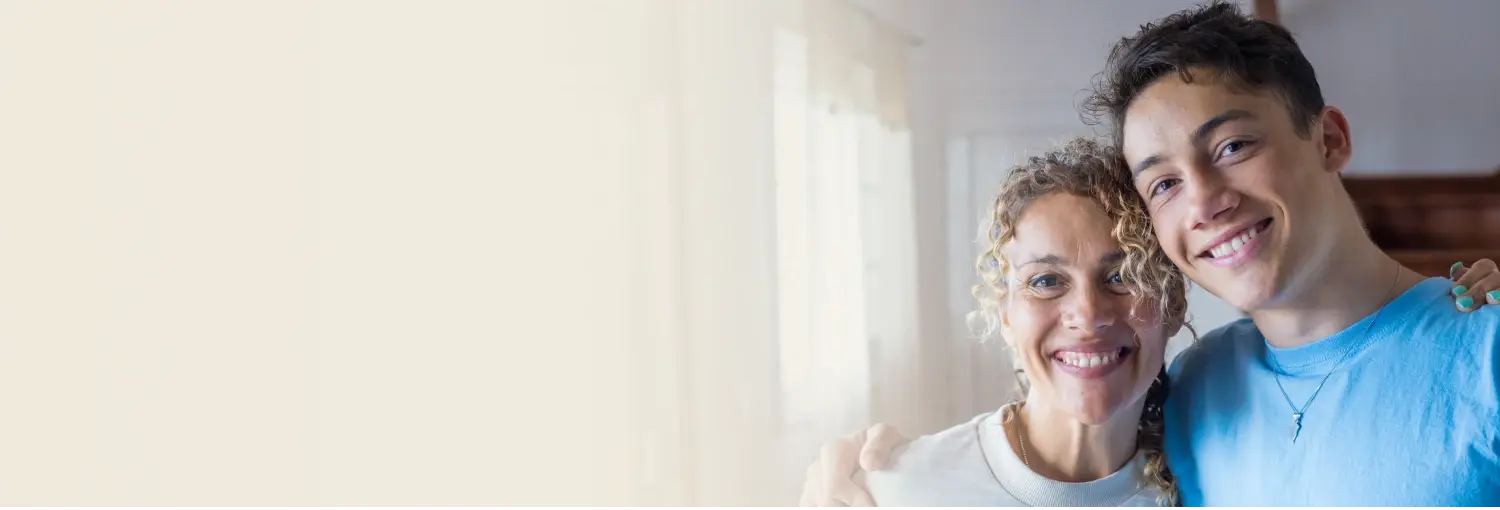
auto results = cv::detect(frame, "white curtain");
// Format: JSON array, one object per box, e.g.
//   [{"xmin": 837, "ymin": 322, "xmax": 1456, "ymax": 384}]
[
  {"xmin": 614, "ymin": 0, "xmax": 921, "ymax": 504},
  {"xmin": 0, "ymin": 1, "xmax": 924, "ymax": 504}
]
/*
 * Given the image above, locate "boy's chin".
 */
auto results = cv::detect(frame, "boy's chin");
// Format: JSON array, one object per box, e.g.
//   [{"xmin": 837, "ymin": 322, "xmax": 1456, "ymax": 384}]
[
  {"xmin": 1222, "ymin": 291, "xmax": 1274, "ymax": 312},
  {"xmin": 1196, "ymin": 274, "xmax": 1279, "ymax": 311}
]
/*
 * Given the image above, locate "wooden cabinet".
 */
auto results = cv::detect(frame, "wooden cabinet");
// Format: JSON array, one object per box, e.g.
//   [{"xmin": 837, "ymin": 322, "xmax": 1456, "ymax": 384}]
[{"xmin": 1344, "ymin": 172, "xmax": 1500, "ymax": 277}]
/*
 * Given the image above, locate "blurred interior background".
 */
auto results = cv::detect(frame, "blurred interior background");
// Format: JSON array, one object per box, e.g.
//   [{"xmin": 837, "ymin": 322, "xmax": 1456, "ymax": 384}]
[
  {"xmin": 573, "ymin": 0, "xmax": 1500, "ymax": 504},
  {"xmin": 0, "ymin": 0, "xmax": 1495, "ymax": 505}
]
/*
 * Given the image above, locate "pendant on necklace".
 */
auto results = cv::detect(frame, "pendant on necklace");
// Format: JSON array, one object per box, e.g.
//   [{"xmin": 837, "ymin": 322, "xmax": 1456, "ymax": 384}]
[{"xmin": 1289, "ymin": 412, "xmax": 1303, "ymax": 443}]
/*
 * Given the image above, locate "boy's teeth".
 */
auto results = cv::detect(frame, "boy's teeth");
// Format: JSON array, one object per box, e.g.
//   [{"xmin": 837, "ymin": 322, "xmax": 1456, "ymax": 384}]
[{"xmin": 1209, "ymin": 226, "xmax": 1259, "ymax": 259}]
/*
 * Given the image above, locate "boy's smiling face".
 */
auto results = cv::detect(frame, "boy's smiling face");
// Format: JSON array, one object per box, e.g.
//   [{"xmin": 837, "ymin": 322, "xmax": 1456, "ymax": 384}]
[{"xmin": 1121, "ymin": 72, "xmax": 1352, "ymax": 311}]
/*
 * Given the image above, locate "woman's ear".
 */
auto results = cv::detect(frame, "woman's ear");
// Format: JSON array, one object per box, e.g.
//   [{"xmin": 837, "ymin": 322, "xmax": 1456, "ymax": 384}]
[
  {"xmin": 999, "ymin": 307, "xmax": 1015, "ymax": 348},
  {"xmin": 1165, "ymin": 316, "xmax": 1184, "ymax": 338}
]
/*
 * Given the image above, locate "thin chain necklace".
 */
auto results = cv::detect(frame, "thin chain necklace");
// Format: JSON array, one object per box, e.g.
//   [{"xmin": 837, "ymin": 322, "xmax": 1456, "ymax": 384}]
[
  {"xmin": 1000, "ymin": 403, "xmax": 1141, "ymax": 507},
  {"xmin": 1011, "ymin": 403, "xmax": 1030, "ymax": 467},
  {"xmin": 1265, "ymin": 260, "xmax": 1401, "ymax": 443}
]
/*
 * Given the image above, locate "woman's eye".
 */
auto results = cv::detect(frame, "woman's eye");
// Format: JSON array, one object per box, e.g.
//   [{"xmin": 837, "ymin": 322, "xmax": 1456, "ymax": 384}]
[
  {"xmin": 1028, "ymin": 275, "xmax": 1059, "ymax": 288},
  {"xmin": 1102, "ymin": 271, "xmax": 1131, "ymax": 296},
  {"xmin": 1025, "ymin": 274, "xmax": 1066, "ymax": 298},
  {"xmin": 1150, "ymin": 178, "xmax": 1179, "ymax": 197}
]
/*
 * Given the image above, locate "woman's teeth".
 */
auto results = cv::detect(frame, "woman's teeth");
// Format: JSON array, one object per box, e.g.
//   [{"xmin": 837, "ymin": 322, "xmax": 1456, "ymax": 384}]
[
  {"xmin": 1057, "ymin": 350, "xmax": 1121, "ymax": 368},
  {"xmin": 1208, "ymin": 225, "xmax": 1260, "ymax": 259}
]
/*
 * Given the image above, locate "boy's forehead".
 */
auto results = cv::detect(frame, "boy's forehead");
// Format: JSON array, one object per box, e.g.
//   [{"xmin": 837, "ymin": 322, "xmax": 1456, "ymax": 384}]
[{"xmin": 1121, "ymin": 76, "xmax": 1284, "ymax": 157}]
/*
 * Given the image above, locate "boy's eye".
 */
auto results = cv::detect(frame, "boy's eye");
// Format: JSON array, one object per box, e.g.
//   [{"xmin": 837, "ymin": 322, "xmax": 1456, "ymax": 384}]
[
  {"xmin": 1150, "ymin": 178, "xmax": 1179, "ymax": 197},
  {"xmin": 1219, "ymin": 139, "xmax": 1255, "ymax": 158}
]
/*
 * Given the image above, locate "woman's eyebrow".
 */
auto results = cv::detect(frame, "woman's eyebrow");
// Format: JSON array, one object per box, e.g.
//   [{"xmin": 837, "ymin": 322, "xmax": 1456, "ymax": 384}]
[{"xmin": 1018, "ymin": 254, "xmax": 1064, "ymax": 269}]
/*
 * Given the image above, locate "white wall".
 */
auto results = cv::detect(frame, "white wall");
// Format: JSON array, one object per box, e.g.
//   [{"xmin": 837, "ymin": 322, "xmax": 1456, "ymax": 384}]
[
  {"xmin": 1284, "ymin": 0, "xmax": 1500, "ymax": 175},
  {"xmin": 916, "ymin": 0, "xmax": 1500, "ymax": 175}
]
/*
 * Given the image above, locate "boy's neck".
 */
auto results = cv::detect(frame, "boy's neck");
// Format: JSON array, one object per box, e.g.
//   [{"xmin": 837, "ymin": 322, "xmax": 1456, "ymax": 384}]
[{"xmin": 1248, "ymin": 239, "xmax": 1422, "ymax": 349}]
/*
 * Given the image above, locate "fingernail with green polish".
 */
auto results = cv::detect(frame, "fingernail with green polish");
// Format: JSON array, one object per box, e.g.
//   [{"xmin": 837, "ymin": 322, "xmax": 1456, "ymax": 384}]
[
  {"xmin": 1453, "ymin": 285, "xmax": 1468, "ymax": 297},
  {"xmin": 1451, "ymin": 261, "xmax": 1464, "ymax": 278},
  {"xmin": 1489, "ymin": 290, "xmax": 1500, "ymax": 303},
  {"xmin": 1457, "ymin": 296, "xmax": 1475, "ymax": 310}
]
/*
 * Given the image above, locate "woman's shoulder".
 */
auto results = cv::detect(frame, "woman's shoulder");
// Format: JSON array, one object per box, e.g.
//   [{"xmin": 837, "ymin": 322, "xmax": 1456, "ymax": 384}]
[
  {"xmin": 884, "ymin": 412, "xmax": 989, "ymax": 470},
  {"xmin": 863, "ymin": 410, "xmax": 1015, "ymax": 506}
]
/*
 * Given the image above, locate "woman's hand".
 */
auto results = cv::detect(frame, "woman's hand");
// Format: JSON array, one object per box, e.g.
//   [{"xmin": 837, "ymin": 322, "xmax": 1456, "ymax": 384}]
[
  {"xmin": 1450, "ymin": 259, "xmax": 1500, "ymax": 311},
  {"xmin": 798, "ymin": 424, "xmax": 910, "ymax": 506}
]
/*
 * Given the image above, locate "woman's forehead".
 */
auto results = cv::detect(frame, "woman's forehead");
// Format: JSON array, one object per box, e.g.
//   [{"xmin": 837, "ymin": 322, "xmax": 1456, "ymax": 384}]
[{"xmin": 1004, "ymin": 193, "xmax": 1119, "ymax": 266}]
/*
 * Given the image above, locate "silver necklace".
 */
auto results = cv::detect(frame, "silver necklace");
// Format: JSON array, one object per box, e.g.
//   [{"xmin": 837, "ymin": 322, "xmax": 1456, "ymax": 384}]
[{"xmin": 1265, "ymin": 261, "xmax": 1400, "ymax": 443}]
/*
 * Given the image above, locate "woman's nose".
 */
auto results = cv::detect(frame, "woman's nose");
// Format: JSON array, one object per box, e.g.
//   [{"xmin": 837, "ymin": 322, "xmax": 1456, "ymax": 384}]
[{"xmin": 1062, "ymin": 285, "xmax": 1118, "ymax": 333}]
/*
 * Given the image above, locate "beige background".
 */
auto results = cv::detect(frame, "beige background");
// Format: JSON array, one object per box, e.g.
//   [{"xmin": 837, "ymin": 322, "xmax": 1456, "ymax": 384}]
[{"xmin": 0, "ymin": 0, "xmax": 642, "ymax": 504}]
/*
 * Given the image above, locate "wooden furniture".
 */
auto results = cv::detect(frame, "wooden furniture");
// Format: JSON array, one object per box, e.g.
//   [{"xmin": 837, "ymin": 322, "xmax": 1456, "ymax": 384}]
[
  {"xmin": 1254, "ymin": 0, "xmax": 1280, "ymax": 24},
  {"xmin": 1344, "ymin": 172, "xmax": 1500, "ymax": 277}
]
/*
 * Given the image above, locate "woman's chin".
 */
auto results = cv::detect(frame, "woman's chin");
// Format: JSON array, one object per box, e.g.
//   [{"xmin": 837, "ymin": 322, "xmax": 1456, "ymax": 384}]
[
  {"xmin": 1057, "ymin": 393, "xmax": 1134, "ymax": 425},
  {"xmin": 1068, "ymin": 405, "xmax": 1116, "ymax": 425}
]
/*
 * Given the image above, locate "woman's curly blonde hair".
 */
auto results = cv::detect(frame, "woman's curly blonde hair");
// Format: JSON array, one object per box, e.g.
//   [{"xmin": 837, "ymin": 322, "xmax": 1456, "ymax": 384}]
[{"xmin": 967, "ymin": 137, "xmax": 1189, "ymax": 506}]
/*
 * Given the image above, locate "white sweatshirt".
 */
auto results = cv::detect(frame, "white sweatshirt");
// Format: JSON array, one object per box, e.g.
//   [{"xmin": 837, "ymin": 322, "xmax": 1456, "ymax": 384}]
[{"xmin": 864, "ymin": 403, "xmax": 1165, "ymax": 507}]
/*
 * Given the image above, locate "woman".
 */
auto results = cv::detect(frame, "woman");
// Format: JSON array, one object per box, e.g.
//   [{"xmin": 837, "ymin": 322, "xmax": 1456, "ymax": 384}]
[
  {"xmin": 848, "ymin": 138, "xmax": 1182, "ymax": 506},
  {"xmin": 798, "ymin": 138, "xmax": 1500, "ymax": 507}
]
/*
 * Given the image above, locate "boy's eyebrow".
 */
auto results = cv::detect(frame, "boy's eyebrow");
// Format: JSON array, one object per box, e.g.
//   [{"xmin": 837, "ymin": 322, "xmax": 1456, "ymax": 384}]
[
  {"xmin": 1131, "ymin": 155, "xmax": 1163, "ymax": 176},
  {"xmin": 1130, "ymin": 109, "xmax": 1256, "ymax": 176},
  {"xmin": 1192, "ymin": 109, "xmax": 1255, "ymax": 145}
]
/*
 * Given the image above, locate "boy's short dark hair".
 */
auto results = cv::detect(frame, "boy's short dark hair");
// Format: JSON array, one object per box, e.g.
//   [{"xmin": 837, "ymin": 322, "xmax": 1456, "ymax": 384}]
[{"xmin": 1084, "ymin": 1, "xmax": 1325, "ymax": 145}]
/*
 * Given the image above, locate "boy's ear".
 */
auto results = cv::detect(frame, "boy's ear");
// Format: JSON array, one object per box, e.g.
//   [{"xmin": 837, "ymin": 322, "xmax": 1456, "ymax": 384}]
[{"xmin": 1316, "ymin": 106, "xmax": 1353, "ymax": 175}]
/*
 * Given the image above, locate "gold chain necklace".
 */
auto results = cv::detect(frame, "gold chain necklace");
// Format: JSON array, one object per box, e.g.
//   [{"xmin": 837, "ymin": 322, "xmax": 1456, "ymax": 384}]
[
  {"xmin": 996, "ymin": 402, "xmax": 1141, "ymax": 507},
  {"xmin": 1012, "ymin": 403, "xmax": 1030, "ymax": 467}
]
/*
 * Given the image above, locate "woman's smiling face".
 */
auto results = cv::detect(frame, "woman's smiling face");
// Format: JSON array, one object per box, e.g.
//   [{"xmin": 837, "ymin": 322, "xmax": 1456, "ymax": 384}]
[{"xmin": 1000, "ymin": 191, "xmax": 1169, "ymax": 425}]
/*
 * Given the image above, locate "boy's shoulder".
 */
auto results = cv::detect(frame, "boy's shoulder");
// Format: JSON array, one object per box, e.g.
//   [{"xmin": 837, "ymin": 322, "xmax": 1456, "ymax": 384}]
[
  {"xmin": 1169, "ymin": 317, "xmax": 1260, "ymax": 382},
  {"xmin": 1389, "ymin": 278, "xmax": 1500, "ymax": 346}
]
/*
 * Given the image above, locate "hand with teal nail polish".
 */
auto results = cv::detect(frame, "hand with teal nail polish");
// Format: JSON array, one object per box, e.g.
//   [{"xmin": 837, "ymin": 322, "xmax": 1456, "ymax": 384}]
[{"xmin": 1449, "ymin": 258, "xmax": 1500, "ymax": 312}]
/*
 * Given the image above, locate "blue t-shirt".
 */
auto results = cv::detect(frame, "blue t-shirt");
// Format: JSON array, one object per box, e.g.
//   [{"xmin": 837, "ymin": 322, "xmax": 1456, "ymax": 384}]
[{"xmin": 1165, "ymin": 277, "xmax": 1500, "ymax": 506}]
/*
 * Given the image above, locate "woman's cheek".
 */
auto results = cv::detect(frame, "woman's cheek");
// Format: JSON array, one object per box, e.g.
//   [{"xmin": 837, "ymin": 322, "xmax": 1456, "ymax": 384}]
[{"xmin": 1006, "ymin": 296, "xmax": 1059, "ymax": 355}]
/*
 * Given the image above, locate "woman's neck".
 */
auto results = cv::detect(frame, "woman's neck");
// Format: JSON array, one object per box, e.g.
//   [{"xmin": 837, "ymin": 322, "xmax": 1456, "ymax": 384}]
[{"xmin": 1010, "ymin": 393, "xmax": 1144, "ymax": 483}]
